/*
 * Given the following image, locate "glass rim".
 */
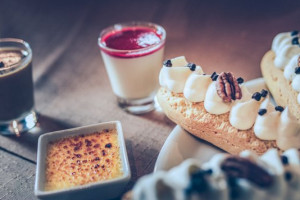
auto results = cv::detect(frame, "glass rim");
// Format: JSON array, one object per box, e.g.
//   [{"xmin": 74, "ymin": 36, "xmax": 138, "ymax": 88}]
[
  {"xmin": 0, "ymin": 38, "xmax": 32, "ymax": 72},
  {"xmin": 97, "ymin": 21, "xmax": 166, "ymax": 54}
]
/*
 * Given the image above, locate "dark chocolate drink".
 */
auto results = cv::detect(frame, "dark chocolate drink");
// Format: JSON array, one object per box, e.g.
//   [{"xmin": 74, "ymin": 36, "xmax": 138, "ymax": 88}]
[{"xmin": 0, "ymin": 48, "xmax": 34, "ymax": 121}]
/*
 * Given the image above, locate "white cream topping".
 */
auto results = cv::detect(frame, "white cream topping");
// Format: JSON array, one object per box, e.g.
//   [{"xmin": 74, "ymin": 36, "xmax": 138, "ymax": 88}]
[
  {"xmin": 272, "ymin": 32, "xmax": 300, "ymax": 105},
  {"xmin": 292, "ymin": 75, "xmax": 300, "ymax": 92},
  {"xmin": 277, "ymin": 108, "xmax": 300, "ymax": 150},
  {"xmin": 183, "ymin": 73, "xmax": 212, "ymax": 102},
  {"xmin": 254, "ymin": 98, "xmax": 280, "ymax": 140},
  {"xmin": 272, "ymin": 32, "xmax": 300, "ymax": 69},
  {"xmin": 159, "ymin": 56, "xmax": 202, "ymax": 93},
  {"xmin": 132, "ymin": 149, "xmax": 300, "ymax": 200},
  {"xmin": 204, "ymin": 82, "xmax": 232, "ymax": 115},
  {"xmin": 230, "ymin": 99, "xmax": 260, "ymax": 130},
  {"xmin": 283, "ymin": 54, "xmax": 299, "ymax": 81}
]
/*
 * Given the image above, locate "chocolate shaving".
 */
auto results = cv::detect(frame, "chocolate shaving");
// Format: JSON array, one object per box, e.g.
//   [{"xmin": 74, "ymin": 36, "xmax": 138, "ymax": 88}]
[
  {"xmin": 275, "ymin": 106, "xmax": 284, "ymax": 112},
  {"xmin": 187, "ymin": 63, "xmax": 196, "ymax": 71},
  {"xmin": 221, "ymin": 156, "xmax": 273, "ymax": 188},
  {"xmin": 0, "ymin": 61, "xmax": 4, "ymax": 68},
  {"xmin": 216, "ymin": 72, "xmax": 242, "ymax": 103},
  {"xmin": 291, "ymin": 30, "xmax": 299, "ymax": 36},
  {"xmin": 292, "ymin": 37, "xmax": 299, "ymax": 45},
  {"xmin": 163, "ymin": 59, "xmax": 172, "ymax": 67},
  {"xmin": 211, "ymin": 72, "xmax": 218, "ymax": 81}
]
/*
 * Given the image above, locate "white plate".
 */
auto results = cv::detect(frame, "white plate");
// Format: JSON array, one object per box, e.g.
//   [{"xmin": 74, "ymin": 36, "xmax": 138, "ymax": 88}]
[{"xmin": 154, "ymin": 78, "xmax": 267, "ymax": 172}]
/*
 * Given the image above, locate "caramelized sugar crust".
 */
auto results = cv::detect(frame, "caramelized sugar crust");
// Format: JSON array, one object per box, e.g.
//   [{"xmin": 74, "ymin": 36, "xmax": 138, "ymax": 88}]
[{"xmin": 45, "ymin": 129, "xmax": 122, "ymax": 191}]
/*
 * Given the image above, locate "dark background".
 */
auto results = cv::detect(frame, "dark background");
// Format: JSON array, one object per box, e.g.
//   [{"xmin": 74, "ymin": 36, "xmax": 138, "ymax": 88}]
[{"xmin": 0, "ymin": 0, "xmax": 299, "ymax": 199}]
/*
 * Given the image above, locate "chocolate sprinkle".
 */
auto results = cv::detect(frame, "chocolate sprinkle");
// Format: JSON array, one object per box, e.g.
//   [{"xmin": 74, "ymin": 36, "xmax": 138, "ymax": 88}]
[
  {"xmin": 281, "ymin": 155, "xmax": 289, "ymax": 165},
  {"xmin": 295, "ymin": 67, "xmax": 300, "ymax": 74},
  {"xmin": 237, "ymin": 77, "xmax": 244, "ymax": 84},
  {"xmin": 292, "ymin": 37, "xmax": 299, "ymax": 45},
  {"xmin": 163, "ymin": 59, "xmax": 172, "ymax": 67},
  {"xmin": 275, "ymin": 106, "xmax": 284, "ymax": 112},
  {"xmin": 252, "ymin": 92, "xmax": 262, "ymax": 101},
  {"xmin": 285, "ymin": 172, "xmax": 292, "ymax": 181},
  {"xmin": 187, "ymin": 63, "xmax": 196, "ymax": 71},
  {"xmin": 258, "ymin": 109, "xmax": 267, "ymax": 116},
  {"xmin": 291, "ymin": 30, "xmax": 299, "ymax": 36},
  {"xmin": 0, "ymin": 62, "xmax": 4, "ymax": 68},
  {"xmin": 184, "ymin": 169, "xmax": 212, "ymax": 196},
  {"xmin": 211, "ymin": 72, "xmax": 219, "ymax": 81},
  {"xmin": 260, "ymin": 89, "xmax": 268, "ymax": 98}
]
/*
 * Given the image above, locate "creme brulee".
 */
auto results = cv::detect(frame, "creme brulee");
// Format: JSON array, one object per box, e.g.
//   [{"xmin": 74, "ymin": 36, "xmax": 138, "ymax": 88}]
[{"xmin": 45, "ymin": 129, "xmax": 122, "ymax": 191}]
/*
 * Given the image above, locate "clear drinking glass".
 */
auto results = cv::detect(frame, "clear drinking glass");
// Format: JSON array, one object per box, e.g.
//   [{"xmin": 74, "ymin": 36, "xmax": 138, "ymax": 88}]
[
  {"xmin": 0, "ymin": 38, "xmax": 37, "ymax": 136},
  {"xmin": 98, "ymin": 22, "xmax": 166, "ymax": 114}
]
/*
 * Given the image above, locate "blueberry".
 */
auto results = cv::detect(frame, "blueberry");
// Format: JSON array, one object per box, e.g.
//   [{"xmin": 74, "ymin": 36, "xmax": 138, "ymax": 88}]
[
  {"xmin": 292, "ymin": 37, "xmax": 299, "ymax": 45},
  {"xmin": 291, "ymin": 30, "xmax": 299, "ymax": 36},
  {"xmin": 275, "ymin": 106, "xmax": 284, "ymax": 112},
  {"xmin": 260, "ymin": 89, "xmax": 268, "ymax": 98},
  {"xmin": 252, "ymin": 92, "xmax": 262, "ymax": 101},
  {"xmin": 295, "ymin": 67, "xmax": 300, "ymax": 74},
  {"xmin": 163, "ymin": 59, "xmax": 172, "ymax": 67},
  {"xmin": 0, "ymin": 62, "xmax": 4, "ymax": 68},
  {"xmin": 237, "ymin": 77, "xmax": 244, "ymax": 84},
  {"xmin": 258, "ymin": 109, "xmax": 267, "ymax": 116},
  {"xmin": 187, "ymin": 63, "xmax": 196, "ymax": 71}
]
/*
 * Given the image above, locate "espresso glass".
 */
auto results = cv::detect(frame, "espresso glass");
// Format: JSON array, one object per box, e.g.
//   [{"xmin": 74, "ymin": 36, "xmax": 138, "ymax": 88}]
[
  {"xmin": 98, "ymin": 22, "xmax": 166, "ymax": 114},
  {"xmin": 0, "ymin": 38, "xmax": 37, "ymax": 135}
]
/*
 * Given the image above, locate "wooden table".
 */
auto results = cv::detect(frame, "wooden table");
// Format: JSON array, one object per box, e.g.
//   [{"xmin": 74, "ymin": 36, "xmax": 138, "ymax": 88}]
[{"xmin": 0, "ymin": 0, "xmax": 299, "ymax": 199}]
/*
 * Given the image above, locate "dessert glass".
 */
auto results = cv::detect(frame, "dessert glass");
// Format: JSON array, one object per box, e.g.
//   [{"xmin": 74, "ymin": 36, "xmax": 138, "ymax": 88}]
[
  {"xmin": 0, "ymin": 38, "xmax": 37, "ymax": 136},
  {"xmin": 98, "ymin": 22, "xmax": 166, "ymax": 114}
]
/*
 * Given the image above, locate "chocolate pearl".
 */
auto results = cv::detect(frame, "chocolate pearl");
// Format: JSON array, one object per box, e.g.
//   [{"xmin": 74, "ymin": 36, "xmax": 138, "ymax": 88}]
[
  {"xmin": 0, "ymin": 62, "xmax": 4, "ymax": 68},
  {"xmin": 295, "ymin": 67, "xmax": 300, "ymax": 74},
  {"xmin": 260, "ymin": 89, "xmax": 268, "ymax": 98},
  {"xmin": 291, "ymin": 30, "xmax": 299, "ymax": 36},
  {"xmin": 281, "ymin": 155, "xmax": 289, "ymax": 165},
  {"xmin": 211, "ymin": 72, "xmax": 218, "ymax": 81},
  {"xmin": 163, "ymin": 59, "xmax": 172, "ymax": 67},
  {"xmin": 252, "ymin": 92, "xmax": 262, "ymax": 101},
  {"xmin": 292, "ymin": 37, "xmax": 299, "ymax": 45},
  {"xmin": 285, "ymin": 172, "xmax": 292, "ymax": 181},
  {"xmin": 258, "ymin": 109, "xmax": 267, "ymax": 116},
  {"xmin": 275, "ymin": 106, "xmax": 284, "ymax": 112},
  {"xmin": 187, "ymin": 63, "xmax": 196, "ymax": 71},
  {"xmin": 237, "ymin": 77, "xmax": 244, "ymax": 84}
]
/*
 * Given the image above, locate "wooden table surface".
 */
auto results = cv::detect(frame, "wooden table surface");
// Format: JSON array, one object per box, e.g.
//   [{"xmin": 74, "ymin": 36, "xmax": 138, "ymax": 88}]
[{"xmin": 0, "ymin": 0, "xmax": 299, "ymax": 199}]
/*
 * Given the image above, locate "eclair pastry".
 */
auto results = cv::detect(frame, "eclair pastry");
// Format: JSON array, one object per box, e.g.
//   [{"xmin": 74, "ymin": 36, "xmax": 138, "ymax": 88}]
[
  {"xmin": 261, "ymin": 31, "xmax": 300, "ymax": 122},
  {"xmin": 124, "ymin": 148, "xmax": 300, "ymax": 200},
  {"xmin": 157, "ymin": 56, "xmax": 300, "ymax": 155}
]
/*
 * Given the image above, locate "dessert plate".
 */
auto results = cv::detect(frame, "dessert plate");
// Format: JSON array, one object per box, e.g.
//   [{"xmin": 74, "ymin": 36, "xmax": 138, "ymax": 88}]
[{"xmin": 154, "ymin": 78, "xmax": 268, "ymax": 171}]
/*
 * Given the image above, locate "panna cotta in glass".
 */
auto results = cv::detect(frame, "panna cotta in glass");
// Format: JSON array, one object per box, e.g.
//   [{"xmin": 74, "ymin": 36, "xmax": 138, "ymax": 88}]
[{"xmin": 98, "ymin": 22, "xmax": 166, "ymax": 114}]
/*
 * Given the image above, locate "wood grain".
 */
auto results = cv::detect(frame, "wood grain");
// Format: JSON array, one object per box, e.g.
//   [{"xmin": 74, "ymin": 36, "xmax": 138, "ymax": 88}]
[{"xmin": 0, "ymin": 0, "xmax": 299, "ymax": 199}]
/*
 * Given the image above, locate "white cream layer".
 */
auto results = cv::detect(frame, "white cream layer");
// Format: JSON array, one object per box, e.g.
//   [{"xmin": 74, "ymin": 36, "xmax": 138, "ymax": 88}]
[{"xmin": 132, "ymin": 149, "xmax": 300, "ymax": 200}]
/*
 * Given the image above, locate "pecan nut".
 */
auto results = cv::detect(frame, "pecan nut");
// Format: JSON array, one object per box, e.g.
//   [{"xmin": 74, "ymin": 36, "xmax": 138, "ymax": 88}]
[
  {"xmin": 216, "ymin": 72, "xmax": 242, "ymax": 103},
  {"xmin": 221, "ymin": 156, "xmax": 273, "ymax": 188}
]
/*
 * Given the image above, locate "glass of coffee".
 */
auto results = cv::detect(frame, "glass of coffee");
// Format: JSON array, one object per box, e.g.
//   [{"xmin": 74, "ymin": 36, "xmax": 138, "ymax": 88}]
[
  {"xmin": 0, "ymin": 38, "xmax": 37, "ymax": 135},
  {"xmin": 98, "ymin": 22, "xmax": 166, "ymax": 114}
]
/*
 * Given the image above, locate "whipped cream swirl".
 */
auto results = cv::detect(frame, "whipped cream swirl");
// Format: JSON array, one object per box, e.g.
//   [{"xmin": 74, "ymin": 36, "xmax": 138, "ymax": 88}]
[
  {"xmin": 131, "ymin": 149, "xmax": 300, "ymax": 200},
  {"xmin": 272, "ymin": 31, "xmax": 300, "ymax": 104},
  {"xmin": 159, "ymin": 56, "xmax": 300, "ymax": 150}
]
